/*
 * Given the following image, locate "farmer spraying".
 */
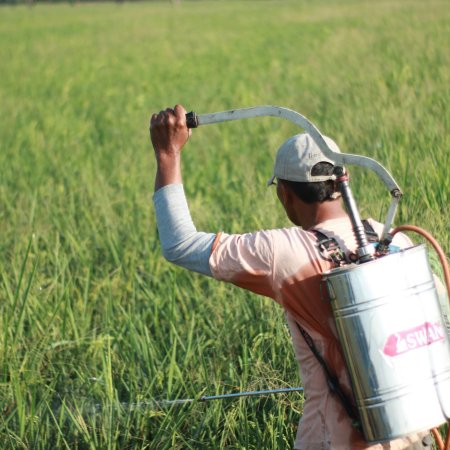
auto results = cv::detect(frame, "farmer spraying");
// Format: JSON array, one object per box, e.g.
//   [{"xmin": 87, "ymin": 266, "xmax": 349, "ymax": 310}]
[{"xmin": 150, "ymin": 104, "xmax": 449, "ymax": 450}]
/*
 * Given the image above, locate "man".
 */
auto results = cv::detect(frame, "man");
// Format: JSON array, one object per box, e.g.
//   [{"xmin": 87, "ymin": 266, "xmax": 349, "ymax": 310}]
[{"xmin": 150, "ymin": 104, "xmax": 431, "ymax": 449}]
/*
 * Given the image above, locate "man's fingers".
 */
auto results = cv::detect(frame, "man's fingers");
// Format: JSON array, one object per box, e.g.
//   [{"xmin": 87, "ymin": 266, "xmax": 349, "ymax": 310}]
[
  {"xmin": 151, "ymin": 110, "xmax": 172, "ymax": 129},
  {"xmin": 150, "ymin": 105, "xmax": 190, "ymax": 141},
  {"xmin": 174, "ymin": 104, "xmax": 187, "ymax": 119},
  {"xmin": 164, "ymin": 107, "xmax": 175, "ymax": 116},
  {"xmin": 174, "ymin": 105, "xmax": 189, "ymax": 137},
  {"xmin": 150, "ymin": 113, "xmax": 165, "ymax": 134},
  {"xmin": 152, "ymin": 105, "xmax": 186, "ymax": 123}
]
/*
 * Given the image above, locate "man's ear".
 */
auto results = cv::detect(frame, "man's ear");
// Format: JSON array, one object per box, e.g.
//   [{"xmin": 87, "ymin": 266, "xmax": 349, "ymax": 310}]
[{"xmin": 279, "ymin": 181, "xmax": 294, "ymax": 206}]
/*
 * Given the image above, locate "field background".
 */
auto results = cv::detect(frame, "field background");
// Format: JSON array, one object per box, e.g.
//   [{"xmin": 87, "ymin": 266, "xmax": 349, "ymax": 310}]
[{"xmin": 0, "ymin": 0, "xmax": 449, "ymax": 448}]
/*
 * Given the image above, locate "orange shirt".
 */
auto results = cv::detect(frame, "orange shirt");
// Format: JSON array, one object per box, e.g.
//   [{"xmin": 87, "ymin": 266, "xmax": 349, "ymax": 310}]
[{"xmin": 209, "ymin": 217, "xmax": 426, "ymax": 449}]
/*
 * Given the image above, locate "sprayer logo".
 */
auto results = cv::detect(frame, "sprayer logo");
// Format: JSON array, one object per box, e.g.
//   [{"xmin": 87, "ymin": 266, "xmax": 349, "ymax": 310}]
[{"xmin": 383, "ymin": 322, "xmax": 446, "ymax": 357}]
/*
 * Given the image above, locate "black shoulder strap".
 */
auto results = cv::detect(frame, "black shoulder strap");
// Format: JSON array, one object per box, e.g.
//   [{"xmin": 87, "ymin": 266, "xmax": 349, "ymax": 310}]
[
  {"xmin": 362, "ymin": 219, "xmax": 379, "ymax": 244},
  {"xmin": 304, "ymin": 220, "xmax": 377, "ymax": 430},
  {"xmin": 311, "ymin": 230, "xmax": 348, "ymax": 266},
  {"xmin": 312, "ymin": 219, "xmax": 379, "ymax": 265},
  {"xmin": 296, "ymin": 322, "xmax": 362, "ymax": 431}
]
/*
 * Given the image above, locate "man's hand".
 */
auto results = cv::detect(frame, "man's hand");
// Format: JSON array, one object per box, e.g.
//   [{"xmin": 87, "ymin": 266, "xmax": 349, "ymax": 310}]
[
  {"xmin": 150, "ymin": 104, "xmax": 191, "ymax": 159},
  {"xmin": 150, "ymin": 104, "xmax": 191, "ymax": 191}
]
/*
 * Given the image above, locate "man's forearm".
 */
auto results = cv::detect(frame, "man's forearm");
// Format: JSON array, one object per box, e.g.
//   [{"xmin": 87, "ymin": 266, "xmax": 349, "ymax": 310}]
[
  {"xmin": 155, "ymin": 154, "xmax": 182, "ymax": 192},
  {"xmin": 153, "ymin": 184, "xmax": 215, "ymax": 276},
  {"xmin": 150, "ymin": 104, "xmax": 190, "ymax": 192}
]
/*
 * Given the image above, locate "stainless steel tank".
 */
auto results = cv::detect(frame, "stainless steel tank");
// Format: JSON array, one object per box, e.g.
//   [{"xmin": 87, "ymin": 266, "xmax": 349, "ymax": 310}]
[{"xmin": 323, "ymin": 244, "xmax": 450, "ymax": 442}]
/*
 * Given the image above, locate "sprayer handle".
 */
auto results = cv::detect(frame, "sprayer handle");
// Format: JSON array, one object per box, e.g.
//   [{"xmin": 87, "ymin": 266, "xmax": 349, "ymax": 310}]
[{"xmin": 186, "ymin": 111, "xmax": 199, "ymax": 129}]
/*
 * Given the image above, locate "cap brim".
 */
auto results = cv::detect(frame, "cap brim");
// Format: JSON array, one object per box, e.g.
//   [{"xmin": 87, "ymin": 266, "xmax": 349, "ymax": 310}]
[{"xmin": 267, "ymin": 175, "xmax": 276, "ymax": 187}]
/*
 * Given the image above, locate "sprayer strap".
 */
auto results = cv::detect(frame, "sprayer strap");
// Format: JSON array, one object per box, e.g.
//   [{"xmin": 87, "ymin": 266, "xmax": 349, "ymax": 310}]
[
  {"xmin": 296, "ymin": 322, "xmax": 361, "ymax": 430},
  {"xmin": 298, "ymin": 221, "xmax": 378, "ymax": 429},
  {"xmin": 361, "ymin": 219, "xmax": 379, "ymax": 243},
  {"xmin": 312, "ymin": 230, "xmax": 348, "ymax": 266},
  {"xmin": 312, "ymin": 219, "xmax": 379, "ymax": 265}
]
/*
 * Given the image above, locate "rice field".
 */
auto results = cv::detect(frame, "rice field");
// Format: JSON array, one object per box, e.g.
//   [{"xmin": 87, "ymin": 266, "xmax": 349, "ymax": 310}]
[{"xmin": 0, "ymin": 0, "xmax": 449, "ymax": 448}]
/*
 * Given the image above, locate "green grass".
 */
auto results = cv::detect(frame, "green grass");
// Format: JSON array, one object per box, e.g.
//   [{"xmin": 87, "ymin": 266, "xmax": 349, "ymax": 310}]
[{"xmin": 0, "ymin": 0, "xmax": 449, "ymax": 448}]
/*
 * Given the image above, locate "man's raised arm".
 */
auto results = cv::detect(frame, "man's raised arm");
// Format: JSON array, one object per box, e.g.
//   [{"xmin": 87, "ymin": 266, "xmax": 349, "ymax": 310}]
[{"xmin": 150, "ymin": 105, "xmax": 215, "ymax": 276}]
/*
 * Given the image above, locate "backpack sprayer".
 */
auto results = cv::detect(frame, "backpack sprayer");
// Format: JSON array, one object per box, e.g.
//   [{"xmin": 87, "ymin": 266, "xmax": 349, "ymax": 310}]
[{"xmin": 186, "ymin": 106, "xmax": 450, "ymax": 448}]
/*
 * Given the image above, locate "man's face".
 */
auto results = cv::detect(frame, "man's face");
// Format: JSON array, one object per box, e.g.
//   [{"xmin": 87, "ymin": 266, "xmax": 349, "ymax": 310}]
[
  {"xmin": 275, "ymin": 179, "xmax": 283, "ymax": 204},
  {"xmin": 276, "ymin": 179, "xmax": 300, "ymax": 225}
]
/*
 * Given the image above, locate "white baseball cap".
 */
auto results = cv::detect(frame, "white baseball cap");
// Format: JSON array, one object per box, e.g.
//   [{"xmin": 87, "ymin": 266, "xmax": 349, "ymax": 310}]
[{"xmin": 267, "ymin": 133, "xmax": 341, "ymax": 185}]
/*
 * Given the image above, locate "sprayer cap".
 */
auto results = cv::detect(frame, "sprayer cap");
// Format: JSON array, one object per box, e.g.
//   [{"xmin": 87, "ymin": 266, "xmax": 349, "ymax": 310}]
[{"xmin": 267, "ymin": 133, "xmax": 342, "ymax": 185}]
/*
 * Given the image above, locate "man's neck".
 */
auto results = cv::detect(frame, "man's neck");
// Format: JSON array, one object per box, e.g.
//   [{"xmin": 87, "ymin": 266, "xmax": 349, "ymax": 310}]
[{"xmin": 297, "ymin": 200, "xmax": 348, "ymax": 230}]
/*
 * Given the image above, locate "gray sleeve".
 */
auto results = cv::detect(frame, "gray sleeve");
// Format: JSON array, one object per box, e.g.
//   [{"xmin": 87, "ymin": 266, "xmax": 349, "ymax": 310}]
[{"xmin": 153, "ymin": 183, "xmax": 215, "ymax": 277}]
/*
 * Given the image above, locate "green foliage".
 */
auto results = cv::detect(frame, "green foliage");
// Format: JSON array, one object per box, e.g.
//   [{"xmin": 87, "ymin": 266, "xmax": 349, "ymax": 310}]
[{"xmin": 0, "ymin": 0, "xmax": 449, "ymax": 448}]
